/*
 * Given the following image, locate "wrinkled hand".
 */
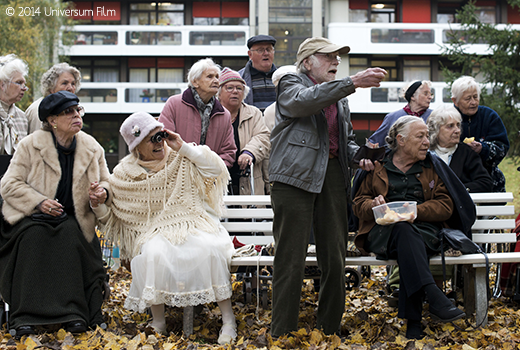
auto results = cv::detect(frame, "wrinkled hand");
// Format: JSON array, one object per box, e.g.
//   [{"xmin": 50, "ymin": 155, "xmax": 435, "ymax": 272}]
[
  {"xmin": 89, "ymin": 182, "xmax": 107, "ymax": 208},
  {"xmin": 372, "ymin": 195, "xmax": 386, "ymax": 208},
  {"xmin": 37, "ymin": 198, "xmax": 63, "ymax": 216},
  {"xmin": 359, "ymin": 159, "xmax": 376, "ymax": 171},
  {"xmin": 237, "ymin": 153, "xmax": 253, "ymax": 170},
  {"xmin": 163, "ymin": 129, "xmax": 184, "ymax": 152},
  {"xmin": 351, "ymin": 67, "xmax": 387, "ymax": 89},
  {"xmin": 467, "ymin": 141, "xmax": 482, "ymax": 154}
]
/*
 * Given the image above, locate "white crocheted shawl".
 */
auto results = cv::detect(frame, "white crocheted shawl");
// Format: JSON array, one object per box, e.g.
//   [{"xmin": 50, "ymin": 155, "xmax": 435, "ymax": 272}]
[{"xmin": 102, "ymin": 146, "xmax": 229, "ymax": 260}]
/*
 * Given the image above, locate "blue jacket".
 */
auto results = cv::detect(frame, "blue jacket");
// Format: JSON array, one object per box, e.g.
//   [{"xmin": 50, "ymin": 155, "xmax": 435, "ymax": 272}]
[
  {"xmin": 368, "ymin": 107, "xmax": 432, "ymax": 146},
  {"xmin": 458, "ymin": 105, "xmax": 509, "ymax": 192}
]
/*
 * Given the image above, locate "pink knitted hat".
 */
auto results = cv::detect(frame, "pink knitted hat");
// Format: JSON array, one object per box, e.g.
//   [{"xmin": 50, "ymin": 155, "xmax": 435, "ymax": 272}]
[{"xmin": 219, "ymin": 67, "xmax": 246, "ymax": 87}]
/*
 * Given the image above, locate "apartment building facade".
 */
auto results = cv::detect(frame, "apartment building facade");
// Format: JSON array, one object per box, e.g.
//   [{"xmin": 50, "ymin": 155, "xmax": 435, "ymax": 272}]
[{"xmin": 60, "ymin": 0, "xmax": 520, "ymax": 168}]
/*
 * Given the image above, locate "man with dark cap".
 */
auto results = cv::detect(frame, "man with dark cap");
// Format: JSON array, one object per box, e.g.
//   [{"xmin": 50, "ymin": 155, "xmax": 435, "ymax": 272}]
[
  {"xmin": 268, "ymin": 37, "xmax": 386, "ymax": 337},
  {"xmin": 239, "ymin": 34, "xmax": 277, "ymax": 111},
  {"xmin": 368, "ymin": 80, "xmax": 433, "ymax": 147}
]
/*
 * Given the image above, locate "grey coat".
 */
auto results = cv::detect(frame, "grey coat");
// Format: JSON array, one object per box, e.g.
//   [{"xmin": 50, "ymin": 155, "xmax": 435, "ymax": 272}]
[{"xmin": 268, "ymin": 73, "xmax": 360, "ymax": 193}]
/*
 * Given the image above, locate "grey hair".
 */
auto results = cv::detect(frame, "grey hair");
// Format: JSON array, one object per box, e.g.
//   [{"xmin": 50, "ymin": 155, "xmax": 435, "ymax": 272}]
[
  {"xmin": 40, "ymin": 63, "xmax": 82, "ymax": 96},
  {"xmin": 0, "ymin": 54, "xmax": 29, "ymax": 91},
  {"xmin": 216, "ymin": 82, "xmax": 250, "ymax": 100},
  {"xmin": 451, "ymin": 75, "xmax": 481, "ymax": 102},
  {"xmin": 297, "ymin": 55, "xmax": 320, "ymax": 74},
  {"xmin": 187, "ymin": 58, "xmax": 221, "ymax": 88},
  {"xmin": 41, "ymin": 120, "xmax": 53, "ymax": 131},
  {"xmin": 398, "ymin": 80, "xmax": 433, "ymax": 100},
  {"xmin": 385, "ymin": 116, "xmax": 427, "ymax": 151},
  {"xmin": 427, "ymin": 104, "xmax": 461, "ymax": 149}
]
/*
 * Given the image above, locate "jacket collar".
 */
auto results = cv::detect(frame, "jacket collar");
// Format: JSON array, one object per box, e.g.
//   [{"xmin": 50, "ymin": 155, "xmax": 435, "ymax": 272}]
[{"xmin": 181, "ymin": 88, "xmax": 225, "ymax": 117}]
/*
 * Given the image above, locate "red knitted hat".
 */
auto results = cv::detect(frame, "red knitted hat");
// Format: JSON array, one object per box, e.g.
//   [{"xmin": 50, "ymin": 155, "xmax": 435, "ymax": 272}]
[{"xmin": 219, "ymin": 67, "xmax": 246, "ymax": 87}]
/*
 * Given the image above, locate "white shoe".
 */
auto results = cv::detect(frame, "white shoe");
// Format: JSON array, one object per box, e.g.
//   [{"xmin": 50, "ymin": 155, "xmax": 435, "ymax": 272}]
[{"xmin": 218, "ymin": 323, "xmax": 237, "ymax": 344}]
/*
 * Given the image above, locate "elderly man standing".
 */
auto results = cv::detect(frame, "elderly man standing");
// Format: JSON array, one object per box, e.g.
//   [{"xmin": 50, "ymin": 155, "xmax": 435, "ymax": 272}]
[
  {"xmin": 269, "ymin": 37, "xmax": 386, "ymax": 337},
  {"xmin": 239, "ymin": 35, "xmax": 277, "ymax": 112}
]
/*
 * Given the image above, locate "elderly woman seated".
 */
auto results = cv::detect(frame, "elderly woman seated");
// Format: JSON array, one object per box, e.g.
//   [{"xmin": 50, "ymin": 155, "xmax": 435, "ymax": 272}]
[
  {"xmin": 427, "ymin": 104, "xmax": 493, "ymax": 193},
  {"xmin": 217, "ymin": 67, "xmax": 270, "ymax": 195},
  {"xmin": 91, "ymin": 112, "xmax": 236, "ymax": 344},
  {"xmin": 352, "ymin": 116, "xmax": 476, "ymax": 339},
  {"xmin": 0, "ymin": 91, "xmax": 110, "ymax": 336}
]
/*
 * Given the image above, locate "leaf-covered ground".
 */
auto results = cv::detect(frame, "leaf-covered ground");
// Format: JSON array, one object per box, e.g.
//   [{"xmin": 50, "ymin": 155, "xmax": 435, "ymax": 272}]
[{"xmin": 2, "ymin": 266, "xmax": 520, "ymax": 350}]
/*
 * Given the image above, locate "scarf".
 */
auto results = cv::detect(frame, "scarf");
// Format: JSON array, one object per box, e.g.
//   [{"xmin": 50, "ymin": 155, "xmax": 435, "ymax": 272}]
[
  {"xmin": 191, "ymin": 87, "xmax": 215, "ymax": 146},
  {"xmin": 403, "ymin": 104, "xmax": 427, "ymax": 118},
  {"xmin": 0, "ymin": 100, "xmax": 16, "ymax": 155},
  {"xmin": 102, "ymin": 145, "xmax": 229, "ymax": 260},
  {"xmin": 432, "ymin": 144, "xmax": 458, "ymax": 165}
]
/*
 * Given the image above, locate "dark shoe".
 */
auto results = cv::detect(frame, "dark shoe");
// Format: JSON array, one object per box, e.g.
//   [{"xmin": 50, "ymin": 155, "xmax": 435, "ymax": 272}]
[
  {"xmin": 429, "ymin": 305, "xmax": 465, "ymax": 322},
  {"xmin": 66, "ymin": 320, "xmax": 87, "ymax": 333},
  {"xmin": 15, "ymin": 325, "xmax": 35, "ymax": 337}
]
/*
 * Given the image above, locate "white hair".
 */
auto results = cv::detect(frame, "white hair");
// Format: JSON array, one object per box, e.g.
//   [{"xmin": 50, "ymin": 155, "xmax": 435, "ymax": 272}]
[
  {"xmin": 399, "ymin": 80, "xmax": 433, "ymax": 101},
  {"xmin": 297, "ymin": 55, "xmax": 319, "ymax": 74},
  {"xmin": 40, "ymin": 62, "xmax": 82, "ymax": 96},
  {"xmin": 187, "ymin": 58, "xmax": 221, "ymax": 88},
  {"xmin": 385, "ymin": 116, "xmax": 427, "ymax": 151},
  {"xmin": 427, "ymin": 104, "xmax": 461, "ymax": 149},
  {"xmin": 451, "ymin": 76, "xmax": 481, "ymax": 102},
  {"xmin": 0, "ymin": 54, "xmax": 29, "ymax": 91}
]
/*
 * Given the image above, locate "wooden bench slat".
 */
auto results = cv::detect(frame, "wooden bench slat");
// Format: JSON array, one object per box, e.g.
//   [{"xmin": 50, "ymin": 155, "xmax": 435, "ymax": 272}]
[
  {"xmin": 223, "ymin": 195, "xmax": 271, "ymax": 206},
  {"xmin": 223, "ymin": 208, "xmax": 274, "ymax": 219},
  {"xmin": 471, "ymin": 219, "xmax": 516, "ymax": 231},
  {"xmin": 472, "ymin": 232, "xmax": 517, "ymax": 244},
  {"xmin": 469, "ymin": 192, "xmax": 514, "ymax": 203},
  {"xmin": 222, "ymin": 222, "xmax": 273, "ymax": 232},
  {"xmin": 231, "ymin": 236, "xmax": 274, "ymax": 245},
  {"xmin": 475, "ymin": 205, "xmax": 515, "ymax": 216}
]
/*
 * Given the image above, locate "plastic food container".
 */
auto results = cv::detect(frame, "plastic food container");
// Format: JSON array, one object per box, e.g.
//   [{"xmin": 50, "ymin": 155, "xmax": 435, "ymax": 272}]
[{"xmin": 372, "ymin": 201, "xmax": 417, "ymax": 225}]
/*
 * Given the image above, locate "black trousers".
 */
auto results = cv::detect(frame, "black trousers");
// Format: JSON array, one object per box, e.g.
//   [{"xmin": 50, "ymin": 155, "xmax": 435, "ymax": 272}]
[{"xmin": 387, "ymin": 222, "xmax": 437, "ymax": 321}]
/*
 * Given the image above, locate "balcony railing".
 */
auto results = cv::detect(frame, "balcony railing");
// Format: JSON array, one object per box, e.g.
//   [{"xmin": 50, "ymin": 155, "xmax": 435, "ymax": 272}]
[
  {"xmin": 77, "ymin": 81, "xmax": 457, "ymax": 115},
  {"xmin": 59, "ymin": 25, "xmax": 249, "ymax": 57},
  {"xmin": 328, "ymin": 22, "xmax": 519, "ymax": 55}
]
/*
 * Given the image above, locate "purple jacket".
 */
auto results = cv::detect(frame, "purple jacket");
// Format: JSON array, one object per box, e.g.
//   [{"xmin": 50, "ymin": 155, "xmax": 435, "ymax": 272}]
[{"xmin": 159, "ymin": 88, "xmax": 236, "ymax": 167}]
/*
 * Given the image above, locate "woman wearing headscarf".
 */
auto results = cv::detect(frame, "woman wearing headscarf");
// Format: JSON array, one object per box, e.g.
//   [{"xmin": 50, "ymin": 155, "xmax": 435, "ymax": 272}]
[
  {"xmin": 0, "ymin": 91, "xmax": 110, "ymax": 336},
  {"xmin": 159, "ymin": 58, "xmax": 236, "ymax": 168},
  {"xmin": 369, "ymin": 80, "xmax": 433, "ymax": 147},
  {"xmin": 24, "ymin": 63, "xmax": 82, "ymax": 133},
  {"xmin": 92, "ymin": 112, "xmax": 236, "ymax": 344},
  {"xmin": 0, "ymin": 54, "xmax": 30, "ymax": 155}
]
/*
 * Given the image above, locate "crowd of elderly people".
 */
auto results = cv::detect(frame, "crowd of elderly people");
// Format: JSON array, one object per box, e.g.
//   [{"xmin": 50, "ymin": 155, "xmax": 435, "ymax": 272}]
[{"xmin": 0, "ymin": 31, "xmax": 511, "ymax": 344}]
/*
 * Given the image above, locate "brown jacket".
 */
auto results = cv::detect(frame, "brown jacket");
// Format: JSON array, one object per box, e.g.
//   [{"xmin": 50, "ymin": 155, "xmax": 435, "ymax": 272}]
[{"xmin": 352, "ymin": 161, "xmax": 453, "ymax": 255}]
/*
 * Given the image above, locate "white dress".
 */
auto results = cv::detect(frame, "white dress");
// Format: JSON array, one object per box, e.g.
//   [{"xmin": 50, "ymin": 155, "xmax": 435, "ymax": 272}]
[{"xmin": 125, "ymin": 206, "xmax": 234, "ymax": 312}]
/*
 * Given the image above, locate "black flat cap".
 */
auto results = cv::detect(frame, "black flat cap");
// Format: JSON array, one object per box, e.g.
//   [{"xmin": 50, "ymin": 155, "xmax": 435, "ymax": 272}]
[
  {"xmin": 247, "ymin": 35, "xmax": 276, "ymax": 49},
  {"xmin": 39, "ymin": 91, "xmax": 79, "ymax": 121}
]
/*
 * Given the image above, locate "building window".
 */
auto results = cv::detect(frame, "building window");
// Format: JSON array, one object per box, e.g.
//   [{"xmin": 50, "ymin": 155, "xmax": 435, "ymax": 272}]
[
  {"xmin": 189, "ymin": 31, "xmax": 246, "ymax": 45},
  {"xmin": 403, "ymin": 59, "xmax": 431, "ymax": 81},
  {"xmin": 129, "ymin": 3, "xmax": 184, "ymax": 25},
  {"xmin": 370, "ymin": 2, "xmax": 396, "ymax": 23},
  {"xmin": 269, "ymin": 0, "xmax": 312, "ymax": 66},
  {"xmin": 127, "ymin": 31, "xmax": 182, "ymax": 45},
  {"xmin": 192, "ymin": 2, "xmax": 249, "ymax": 25},
  {"xmin": 73, "ymin": 59, "xmax": 120, "ymax": 82}
]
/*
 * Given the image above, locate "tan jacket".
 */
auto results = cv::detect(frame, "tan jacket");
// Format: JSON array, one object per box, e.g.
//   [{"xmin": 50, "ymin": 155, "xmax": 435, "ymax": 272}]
[
  {"xmin": 235, "ymin": 102, "xmax": 270, "ymax": 195},
  {"xmin": 1, "ymin": 130, "xmax": 111, "ymax": 242}
]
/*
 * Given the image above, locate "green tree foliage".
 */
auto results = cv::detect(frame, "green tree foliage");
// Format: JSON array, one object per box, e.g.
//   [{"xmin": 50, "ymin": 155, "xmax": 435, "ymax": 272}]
[
  {"xmin": 441, "ymin": 0, "xmax": 520, "ymax": 158},
  {"xmin": 0, "ymin": 0, "xmax": 73, "ymax": 110}
]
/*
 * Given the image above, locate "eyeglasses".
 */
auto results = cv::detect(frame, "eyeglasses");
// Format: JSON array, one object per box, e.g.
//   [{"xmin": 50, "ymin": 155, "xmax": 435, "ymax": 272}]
[
  {"xmin": 314, "ymin": 53, "xmax": 341, "ymax": 63},
  {"xmin": 250, "ymin": 48, "xmax": 275, "ymax": 55},
  {"xmin": 224, "ymin": 85, "xmax": 244, "ymax": 93},
  {"xmin": 59, "ymin": 105, "xmax": 85, "ymax": 118},
  {"xmin": 10, "ymin": 81, "xmax": 28, "ymax": 90}
]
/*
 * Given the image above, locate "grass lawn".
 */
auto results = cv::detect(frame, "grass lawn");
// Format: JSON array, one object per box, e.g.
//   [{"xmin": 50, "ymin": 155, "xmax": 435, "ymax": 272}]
[{"xmin": 500, "ymin": 157, "xmax": 520, "ymax": 217}]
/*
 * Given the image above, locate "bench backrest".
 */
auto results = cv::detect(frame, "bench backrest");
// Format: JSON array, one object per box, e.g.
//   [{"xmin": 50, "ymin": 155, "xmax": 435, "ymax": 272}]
[{"xmin": 222, "ymin": 193, "xmax": 517, "ymax": 246}]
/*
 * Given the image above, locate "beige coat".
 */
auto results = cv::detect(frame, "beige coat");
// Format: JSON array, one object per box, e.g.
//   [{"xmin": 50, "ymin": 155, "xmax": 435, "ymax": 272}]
[
  {"xmin": 1, "ymin": 130, "xmax": 111, "ymax": 242},
  {"xmin": 236, "ymin": 102, "xmax": 270, "ymax": 195}
]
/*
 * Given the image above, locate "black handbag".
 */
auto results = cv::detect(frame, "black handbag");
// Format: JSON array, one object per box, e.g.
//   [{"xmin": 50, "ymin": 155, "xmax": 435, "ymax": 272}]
[
  {"xmin": 438, "ymin": 228, "xmax": 489, "ymax": 327},
  {"xmin": 352, "ymin": 145, "xmax": 386, "ymax": 164},
  {"xmin": 31, "ymin": 211, "xmax": 68, "ymax": 226}
]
